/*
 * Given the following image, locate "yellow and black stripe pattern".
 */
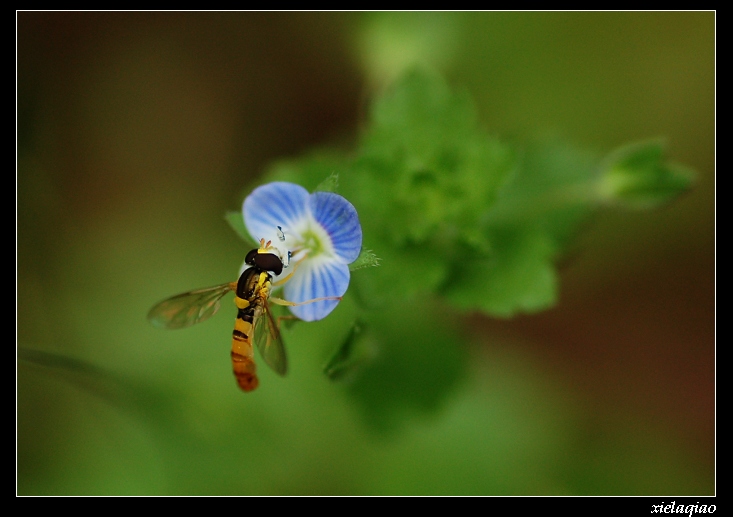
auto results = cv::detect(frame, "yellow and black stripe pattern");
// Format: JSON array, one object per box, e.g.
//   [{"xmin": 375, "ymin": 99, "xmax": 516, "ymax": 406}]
[{"xmin": 230, "ymin": 266, "xmax": 272, "ymax": 391}]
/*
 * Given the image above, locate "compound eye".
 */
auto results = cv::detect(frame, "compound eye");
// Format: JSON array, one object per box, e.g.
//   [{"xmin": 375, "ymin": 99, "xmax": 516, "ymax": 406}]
[
  {"xmin": 245, "ymin": 249, "xmax": 258, "ymax": 266},
  {"xmin": 254, "ymin": 253, "xmax": 284, "ymax": 275}
]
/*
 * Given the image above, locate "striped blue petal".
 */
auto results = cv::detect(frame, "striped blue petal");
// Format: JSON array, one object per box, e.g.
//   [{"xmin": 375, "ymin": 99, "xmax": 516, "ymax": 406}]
[
  {"xmin": 284, "ymin": 258, "xmax": 350, "ymax": 321},
  {"xmin": 243, "ymin": 182, "xmax": 362, "ymax": 321},
  {"xmin": 243, "ymin": 182, "xmax": 309, "ymax": 244},
  {"xmin": 309, "ymin": 192, "xmax": 363, "ymax": 264}
]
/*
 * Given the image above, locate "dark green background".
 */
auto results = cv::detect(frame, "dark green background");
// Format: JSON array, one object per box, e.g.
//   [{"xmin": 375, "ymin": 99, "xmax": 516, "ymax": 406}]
[{"xmin": 17, "ymin": 12, "xmax": 714, "ymax": 495}]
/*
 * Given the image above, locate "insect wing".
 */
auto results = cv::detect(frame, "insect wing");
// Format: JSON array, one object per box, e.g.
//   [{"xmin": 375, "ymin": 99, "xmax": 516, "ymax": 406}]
[
  {"xmin": 253, "ymin": 299, "xmax": 287, "ymax": 376},
  {"xmin": 148, "ymin": 283, "xmax": 235, "ymax": 330}
]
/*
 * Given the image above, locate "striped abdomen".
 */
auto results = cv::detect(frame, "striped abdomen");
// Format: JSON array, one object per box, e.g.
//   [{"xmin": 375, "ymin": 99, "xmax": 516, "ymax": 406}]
[
  {"xmin": 230, "ymin": 267, "xmax": 271, "ymax": 392},
  {"xmin": 231, "ymin": 300, "xmax": 259, "ymax": 391}
]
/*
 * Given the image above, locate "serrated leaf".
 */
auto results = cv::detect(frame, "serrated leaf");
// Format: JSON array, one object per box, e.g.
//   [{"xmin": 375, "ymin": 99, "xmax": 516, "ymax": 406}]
[{"xmin": 349, "ymin": 249, "xmax": 381, "ymax": 271}]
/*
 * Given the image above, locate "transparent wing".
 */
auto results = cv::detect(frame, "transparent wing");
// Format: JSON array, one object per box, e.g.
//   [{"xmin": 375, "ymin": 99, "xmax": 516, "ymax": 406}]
[
  {"xmin": 147, "ymin": 282, "xmax": 236, "ymax": 330},
  {"xmin": 253, "ymin": 299, "xmax": 287, "ymax": 376}
]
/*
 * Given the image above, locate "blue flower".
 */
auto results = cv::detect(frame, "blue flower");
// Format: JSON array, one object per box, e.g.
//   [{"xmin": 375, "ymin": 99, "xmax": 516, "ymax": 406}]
[{"xmin": 243, "ymin": 182, "xmax": 362, "ymax": 321}]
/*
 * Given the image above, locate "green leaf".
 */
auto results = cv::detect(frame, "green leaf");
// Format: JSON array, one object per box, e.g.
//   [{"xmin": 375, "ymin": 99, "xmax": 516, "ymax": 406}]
[
  {"xmin": 597, "ymin": 140, "xmax": 696, "ymax": 209},
  {"xmin": 323, "ymin": 320, "xmax": 375, "ymax": 382},
  {"xmin": 353, "ymin": 68, "xmax": 516, "ymax": 247},
  {"xmin": 344, "ymin": 300, "xmax": 467, "ymax": 432},
  {"xmin": 313, "ymin": 172, "xmax": 340, "ymax": 193},
  {"xmin": 349, "ymin": 242, "xmax": 449, "ymax": 309},
  {"xmin": 349, "ymin": 249, "xmax": 381, "ymax": 271},
  {"xmin": 482, "ymin": 138, "xmax": 598, "ymax": 248},
  {"xmin": 444, "ymin": 230, "xmax": 558, "ymax": 317}
]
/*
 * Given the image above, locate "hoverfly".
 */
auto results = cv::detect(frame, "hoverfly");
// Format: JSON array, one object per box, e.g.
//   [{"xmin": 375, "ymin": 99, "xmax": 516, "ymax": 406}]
[{"xmin": 148, "ymin": 238, "xmax": 339, "ymax": 392}]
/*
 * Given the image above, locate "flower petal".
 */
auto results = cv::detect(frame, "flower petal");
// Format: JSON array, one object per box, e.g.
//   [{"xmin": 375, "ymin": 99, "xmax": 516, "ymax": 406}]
[
  {"xmin": 309, "ymin": 192, "xmax": 362, "ymax": 264},
  {"xmin": 243, "ymin": 182, "xmax": 309, "ymax": 245},
  {"xmin": 283, "ymin": 257, "xmax": 350, "ymax": 321}
]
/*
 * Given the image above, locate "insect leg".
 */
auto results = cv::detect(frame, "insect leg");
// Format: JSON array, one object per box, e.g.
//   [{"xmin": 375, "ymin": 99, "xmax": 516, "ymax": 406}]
[
  {"xmin": 269, "ymin": 295, "xmax": 343, "ymax": 307},
  {"xmin": 271, "ymin": 252, "xmax": 309, "ymax": 287}
]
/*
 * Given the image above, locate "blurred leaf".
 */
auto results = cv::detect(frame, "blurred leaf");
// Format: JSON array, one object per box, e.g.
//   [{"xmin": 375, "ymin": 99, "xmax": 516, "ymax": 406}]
[
  {"xmin": 445, "ymin": 139, "xmax": 598, "ymax": 316},
  {"xmin": 313, "ymin": 172, "xmax": 340, "ymax": 193},
  {"xmin": 597, "ymin": 139, "xmax": 696, "ymax": 209},
  {"xmin": 345, "ymin": 300, "xmax": 467, "ymax": 432},
  {"xmin": 483, "ymin": 138, "xmax": 597, "ymax": 240},
  {"xmin": 323, "ymin": 320, "xmax": 375, "ymax": 382},
  {"xmin": 444, "ymin": 230, "xmax": 558, "ymax": 317},
  {"xmin": 18, "ymin": 347, "xmax": 186, "ymax": 426},
  {"xmin": 355, "ymin": 68, "xmax": 516, "ymax": 246},
  {"xmin": 349, "ymin": 242, "xmax": 449, "ymax": 308}
]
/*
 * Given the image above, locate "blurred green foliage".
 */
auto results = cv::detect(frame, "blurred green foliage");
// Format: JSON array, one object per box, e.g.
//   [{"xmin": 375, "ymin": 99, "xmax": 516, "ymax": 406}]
[
  {"xmin": 257, "ymin": 69, "xmax": 693, "ymax": 419},
  {"xmin": 598, "ymin": 139, "xmax": 696, "ymax": 210},
  {"xmin": 17, "ymin": 12, "xmax": 714, "ymax": 495}
]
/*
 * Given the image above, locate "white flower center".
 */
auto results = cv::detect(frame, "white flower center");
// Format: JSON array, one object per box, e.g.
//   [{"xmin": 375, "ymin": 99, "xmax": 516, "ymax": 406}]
[
  {"xmin": 269, "ymin": 215, "xmax": 335, "ymax": 273},
  {"xmin": 292, "ymin": 215, "xmax": 334, "ymax": 261}
]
